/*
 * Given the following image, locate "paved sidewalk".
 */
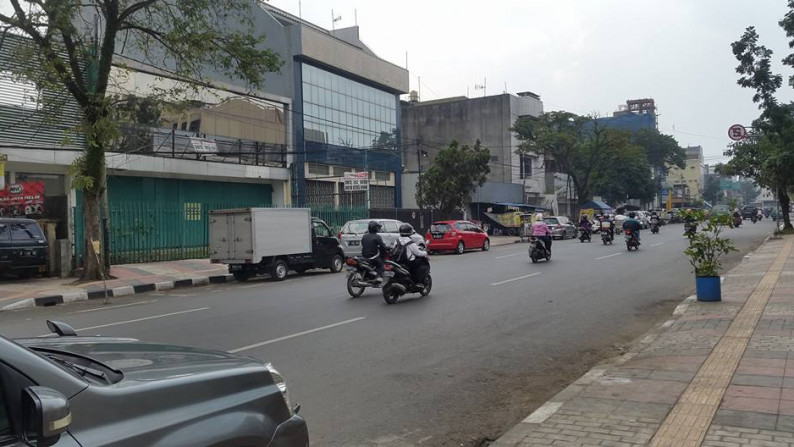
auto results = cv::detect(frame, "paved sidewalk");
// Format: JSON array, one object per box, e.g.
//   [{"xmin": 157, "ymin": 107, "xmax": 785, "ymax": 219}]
[
  {"xmin": 0, "ymin": 259, "xmax": 230, "ymax": 311},
  {"xmin": 492, "ymin": 235, "xmax": 794, "ymax": 447}
]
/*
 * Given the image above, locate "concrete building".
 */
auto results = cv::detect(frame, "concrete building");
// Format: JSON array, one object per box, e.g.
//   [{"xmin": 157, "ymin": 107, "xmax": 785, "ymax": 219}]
[
  {"xmin": 400, "ymin": 92, "xmax": 551, "ymax": 213},
  {"xmin": 667, "ymin": 146, "xmax": 704, "ymax": 205}
]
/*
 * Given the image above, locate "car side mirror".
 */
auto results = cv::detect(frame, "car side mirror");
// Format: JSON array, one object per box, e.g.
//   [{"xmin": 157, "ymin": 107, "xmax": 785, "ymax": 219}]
[
  {"xmin": 46, "ymin": 320, "xmax": 76, "ymax": 337},
  {"xmin": 22, "ymin": 386, "xmax": 72, "ymax": 447}
]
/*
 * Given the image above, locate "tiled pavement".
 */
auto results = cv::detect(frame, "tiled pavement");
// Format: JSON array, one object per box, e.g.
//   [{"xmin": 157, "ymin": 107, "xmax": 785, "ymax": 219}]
[{"xmin": 491, "ymin": 235, "xmax": 794, "ymax": 447}]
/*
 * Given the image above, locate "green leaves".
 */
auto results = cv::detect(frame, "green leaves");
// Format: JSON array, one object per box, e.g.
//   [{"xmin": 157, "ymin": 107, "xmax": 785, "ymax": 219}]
[
  {"xmin": 416, "ymin": 140, "xmax": 491, "ymax": 217},
  {"xmin": 681, "ymin": 212, "xmax": 737, "ymax": 277}
]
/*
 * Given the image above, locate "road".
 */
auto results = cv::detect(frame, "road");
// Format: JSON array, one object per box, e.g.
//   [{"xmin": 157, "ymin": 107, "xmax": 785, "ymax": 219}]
[{"xmin": 0, "ymin": 220, "xmax": 773, "ymax": 446}]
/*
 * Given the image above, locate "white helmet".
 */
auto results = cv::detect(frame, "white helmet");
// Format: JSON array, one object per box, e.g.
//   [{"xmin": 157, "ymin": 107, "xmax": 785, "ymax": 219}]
[{"xmin": 534, "ymin": 213, "xmax": 544, "ymax": 221}]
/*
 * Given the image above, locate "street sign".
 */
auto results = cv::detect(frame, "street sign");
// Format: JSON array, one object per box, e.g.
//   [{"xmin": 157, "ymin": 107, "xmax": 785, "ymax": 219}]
[
  {"xmin": 728, "ymin": 124, "xmax": 747, "ymax": 141},
  {"xmin": 344, "ymin": 172, "xmax": 369, "ymax": 192}
]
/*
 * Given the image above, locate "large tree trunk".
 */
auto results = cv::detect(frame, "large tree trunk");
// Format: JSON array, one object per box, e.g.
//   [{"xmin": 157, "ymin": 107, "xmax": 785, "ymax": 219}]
[
  {"xmin": 780, "ymin": 188, "xmax": 793, "ymax": 231},
  {"xmin": 80, "ymin": 106, "xmax": 108, "ymax": 280},
  {"xmin": 81, "ymin": 189, "xmax": 104, "ymax": 279}
]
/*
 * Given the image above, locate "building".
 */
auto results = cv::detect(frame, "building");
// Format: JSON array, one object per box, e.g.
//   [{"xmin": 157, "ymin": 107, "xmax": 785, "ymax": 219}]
[
  {"xmin": 400, "ymin": 92, "xmax": 550, "ymax": 214},
  {"xmin": 613, "ymin": 98, "xmax": 658, "ymax": 128},
  {"xmin": 667, "ymin": 146, "xmax": 704, "ymax": 205}
]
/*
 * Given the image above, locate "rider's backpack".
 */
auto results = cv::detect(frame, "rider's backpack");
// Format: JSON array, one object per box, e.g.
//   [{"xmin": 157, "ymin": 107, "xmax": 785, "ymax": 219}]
[{"xmin": 390, "ymin": 240, "xmax": 415, "ymax": 264}]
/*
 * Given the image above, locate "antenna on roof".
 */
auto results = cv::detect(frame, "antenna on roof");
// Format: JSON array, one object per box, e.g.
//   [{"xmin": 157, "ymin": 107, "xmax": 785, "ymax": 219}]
[
  {"xmin": 331, "ymin": 9, "xmax": 342, "ymax": 30},
  {"xmin": 298, "ymin": 0, "xmax": 302, "ymax": 19},
  {"xmin": 355, "ymin": 9, "xmax": 358, "ymax": 26}
]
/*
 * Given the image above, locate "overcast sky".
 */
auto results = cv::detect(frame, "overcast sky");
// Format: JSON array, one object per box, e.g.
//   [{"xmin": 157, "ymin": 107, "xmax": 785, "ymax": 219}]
[{"xmin": 271, "ymin": 0, "xmax": 794, "ymax": 164}]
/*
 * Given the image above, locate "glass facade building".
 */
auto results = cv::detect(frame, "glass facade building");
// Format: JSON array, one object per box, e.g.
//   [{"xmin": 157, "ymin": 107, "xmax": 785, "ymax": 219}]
[{"xmin": 302, "ymin": 64, "xmax": 398, "ymax": 150}]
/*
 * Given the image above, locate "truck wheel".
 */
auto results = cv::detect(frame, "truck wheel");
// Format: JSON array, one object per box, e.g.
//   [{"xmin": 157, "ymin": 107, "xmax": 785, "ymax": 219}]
[
  {"xmin": 271, "ymin": 260, "xmax": 289, "ymax": 281},
  {"xmin": 233, "ymin": 271, "xmax": 251, "ymax": 282},
  {"xmin": 329, "ymin": 255, "xmax": 344, "ymax": 273}
]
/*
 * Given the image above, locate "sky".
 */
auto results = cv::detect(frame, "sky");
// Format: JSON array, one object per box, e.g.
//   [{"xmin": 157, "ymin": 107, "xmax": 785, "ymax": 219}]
[{"xmin": 270, "ymin": 0, "xmax": 794, "ymax": 165}]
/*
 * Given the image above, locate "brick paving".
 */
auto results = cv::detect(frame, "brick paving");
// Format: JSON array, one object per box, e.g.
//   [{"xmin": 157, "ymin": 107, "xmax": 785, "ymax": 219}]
[{"xmin": 491, "ymin": 236, "xmax": 794, "ymax": 447}]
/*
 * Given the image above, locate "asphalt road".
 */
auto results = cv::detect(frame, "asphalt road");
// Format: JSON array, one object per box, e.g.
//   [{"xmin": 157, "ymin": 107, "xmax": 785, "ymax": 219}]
[{"xmin": 0, "ymin": 220, "xmax": 774, "ymax": 446}]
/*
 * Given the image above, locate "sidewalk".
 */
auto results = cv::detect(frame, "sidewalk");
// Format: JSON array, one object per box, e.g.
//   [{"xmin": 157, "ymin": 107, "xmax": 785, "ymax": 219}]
[
  {"xmin": 492, "ymin": 235, "xmax": 794, "ymax": 447},
  {"xmin": 0, "ymin": 259, "xmax": 231, "ymax": 312}
]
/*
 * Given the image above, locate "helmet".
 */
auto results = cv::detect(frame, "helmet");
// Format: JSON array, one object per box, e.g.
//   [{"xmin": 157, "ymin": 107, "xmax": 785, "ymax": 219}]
[
  {"xmin": 534, "ymin": 213, "xmax": 544, "ymax": 221},
  {"xmin": 399, "ymin": 223, "xmax": 413, "ymax": 237},
  {"xmin": 368, "ymin": 220, "xmax": 382, "ymax": 233},
  {"xmin": 628, "ymin": 212, "xmax": 636, "ymax": 218}
]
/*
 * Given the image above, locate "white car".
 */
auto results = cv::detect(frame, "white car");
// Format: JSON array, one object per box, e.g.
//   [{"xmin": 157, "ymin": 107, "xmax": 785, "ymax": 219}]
[{"xmin": 338, "ymin": 219, "xmax": 425, "ymax": 257}]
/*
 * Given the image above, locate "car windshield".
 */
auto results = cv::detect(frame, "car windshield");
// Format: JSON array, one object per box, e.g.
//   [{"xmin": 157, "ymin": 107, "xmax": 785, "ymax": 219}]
[
  {"xmin": 431, "ymin": 224, "xmax": 451, "ymax": 233},
  {"xmin": 343, "ymin": 222, "xmax": 370, "ymax": 234},
  {"xmin": 10, "ymin": 222, "xmax": 43, "ymax": 240},
  {"xmin": 543, "ymin": 218, "xmax": 560, "ymax": 225}
]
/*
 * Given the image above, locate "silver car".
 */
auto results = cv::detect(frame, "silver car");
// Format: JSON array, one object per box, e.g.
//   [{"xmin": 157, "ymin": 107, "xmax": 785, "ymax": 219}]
[{"xmin": 339, "ymin": 219, "xmax": 425, "ymax": 257}]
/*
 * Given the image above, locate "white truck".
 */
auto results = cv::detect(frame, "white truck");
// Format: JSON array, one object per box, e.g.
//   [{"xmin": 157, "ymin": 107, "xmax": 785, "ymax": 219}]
[{"xmin": 209, "ymin": 208, "xmax": 345, "ymax": 281}]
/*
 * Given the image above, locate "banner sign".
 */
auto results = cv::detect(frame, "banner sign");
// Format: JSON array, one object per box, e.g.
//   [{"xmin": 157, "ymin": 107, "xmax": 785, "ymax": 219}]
[
  {"xmin": 0, "ymin": 181, "xmax": 45, "ymax": 217},
  {"xmin": 344, "ymin": 172, "xmax": 369, "ymax": 192},
  {"xmin": 189, "ymin": 137, "xmax": 218, "ymax": 153}
]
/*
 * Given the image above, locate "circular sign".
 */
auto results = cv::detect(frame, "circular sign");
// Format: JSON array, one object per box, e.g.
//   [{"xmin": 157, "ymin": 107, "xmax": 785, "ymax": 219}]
[{"xmin": 728, "ymin": 124, "xmax": 747, "ymax": 141}]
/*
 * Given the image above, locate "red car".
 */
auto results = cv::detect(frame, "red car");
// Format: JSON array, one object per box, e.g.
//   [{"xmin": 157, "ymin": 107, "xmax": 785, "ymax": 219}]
[{"xmin": 425, "ymin": 220, "xmax": 490, "ymax": 254}]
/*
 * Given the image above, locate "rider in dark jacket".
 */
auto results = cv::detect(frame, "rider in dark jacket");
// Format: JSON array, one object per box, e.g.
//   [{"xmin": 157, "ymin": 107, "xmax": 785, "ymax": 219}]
[
  {"xmin": 622, "ymin": 212, "xmax": 642, "ymax": 243},
  {"xmin": 361, "ymin": 221, "xmax": 387, "ymax": 278}
]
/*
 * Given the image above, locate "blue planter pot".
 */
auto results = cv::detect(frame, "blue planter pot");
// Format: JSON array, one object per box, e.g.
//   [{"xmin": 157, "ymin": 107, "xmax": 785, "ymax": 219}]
[{"xmin": 695, "ymin": 276, "xmax": 721, "ymax": 302}]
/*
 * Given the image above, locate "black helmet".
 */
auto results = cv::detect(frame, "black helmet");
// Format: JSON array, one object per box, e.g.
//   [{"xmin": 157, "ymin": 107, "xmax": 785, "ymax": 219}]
[
  {"xmin": 628, "ymin": 212, "xmax": 636, "ymax": 218},
  {"xmin": 368, "ymin": 220, "xmax": 382, "ymax": 233},
  {"xmin": 399, "ymin": 223, "xmax": 413, "ymax": 237}
]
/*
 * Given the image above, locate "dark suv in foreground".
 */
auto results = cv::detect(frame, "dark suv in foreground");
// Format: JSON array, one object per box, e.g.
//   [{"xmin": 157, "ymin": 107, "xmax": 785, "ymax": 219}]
[
  {"xmin": 0, "ymin": 218, "xmax": 47, "ymax": 278},
  {"xmin": 0, "ymin": 321, "xmax": 308, "ymax": 446}
]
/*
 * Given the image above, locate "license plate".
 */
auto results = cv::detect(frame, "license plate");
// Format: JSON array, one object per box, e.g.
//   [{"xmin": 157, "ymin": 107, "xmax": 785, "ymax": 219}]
[
  {"xmin": 432, "ymin": 234, "xmax": 442, "ymax": 239},
  {"xmin": 383, "ymin": 271, "xmax": 395, "ymax": 277},
  {"xmin": 348, "ymin": 241, "xmax": 360, "ymax": 246}
]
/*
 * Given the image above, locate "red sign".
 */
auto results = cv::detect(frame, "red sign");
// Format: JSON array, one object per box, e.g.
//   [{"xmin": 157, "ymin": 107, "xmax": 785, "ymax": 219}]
[
  {"xmin": 0, "ymin": 181, "xmax": 45, "ymax": 217},
  {"xmin": 728, "ymin": 124, "xmax": 747, "ymax": 141}
]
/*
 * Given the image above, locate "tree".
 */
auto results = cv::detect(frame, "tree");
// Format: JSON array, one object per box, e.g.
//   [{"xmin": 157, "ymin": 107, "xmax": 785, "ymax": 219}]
[
  {"xmin": 416, "ymin": 140, "xmax": 490, "ymax": 217},
  {"xmin": 0, "ymin": 1, "xmax": 283, "ymax": 278},
  {"xmin": 723, "ymin": 19, "xmax": 794, "ymax": 230},
  {"xmin": 631, "ymin": 128, "xmax": 686, "ymax": 175},
  {"xmin": 740, "ymin": 181, "xmax": 761, "ymax": 204},
  {"xmin": 702, "ymin": 175, "xmax": 722, "ymax": 205},
  {"xmin": 513, "ymin": 112, "xmax": 653, "ymax": 214}
]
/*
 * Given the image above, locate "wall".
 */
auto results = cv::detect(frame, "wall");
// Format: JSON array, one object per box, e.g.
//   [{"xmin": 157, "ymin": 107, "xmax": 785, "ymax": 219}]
[{"xmin": 107, "ymin": 176, "xmax": 273, "ymax": 206}]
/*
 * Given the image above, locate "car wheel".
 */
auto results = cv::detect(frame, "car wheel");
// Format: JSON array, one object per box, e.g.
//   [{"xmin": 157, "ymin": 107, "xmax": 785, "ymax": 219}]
[
  {"xmin": 271, "ymin": 260, "xmax": 289, "ymax": 281},
  {"xmin": 456, "ymin": 241, "xmax": 465, "ymax": 255},
  {"xmin": 482, "ymin": 238, "xmax": 490, "ymax": 251},
  {"xmin": 329, "ymin": 254, "xmax": 344, "ymax": 273},
  {"xmin": 233, "ymin": 271, "xmax": 251, "ymax": 282}
]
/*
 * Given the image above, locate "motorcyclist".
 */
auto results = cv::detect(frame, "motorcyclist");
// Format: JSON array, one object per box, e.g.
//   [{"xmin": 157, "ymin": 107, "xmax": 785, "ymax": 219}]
[
  {"xmin": 650, "ymin": 211, "xmax": 661, "ymax": 231},
  {"xmin": 622, "ymin": 212, "xmax": 642, "ymax": 244},
  {"xmin": 601, "ymin": 214, "xmax": 615, "ymax": 239},
  {"xmin": 757, "ymin": 209, "xmax": 764, "ymax": 220},
  {"xmin": 531, "ymin": 213, "xmax": 552, "ymax": 254},
  {"xmin": 361, "ymin": 220, "xmax": 388, "ymax": 280},
  {"xmin": 397, "ymin": 223, "xmax": 428, "ymax": 284},
  {"xmin": 579, "ymin": 215, "xmax": 593, "ymax": 236}
]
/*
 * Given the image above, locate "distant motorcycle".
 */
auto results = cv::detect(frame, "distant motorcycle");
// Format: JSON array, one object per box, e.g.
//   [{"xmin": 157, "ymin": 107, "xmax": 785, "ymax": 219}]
[
  {"xmin": 601, "ymin": 230, "xmax": 613, "ymax": 245},
  {"xmin": 579, "ymin": 227, "xmax": 591, "ymax": 243},
  {"xmin": 381, "ymin": 257, "xmax": 431, "ymax": 304},
  {"xmin": 529, "ymin": 236, "xmax": 551, "ymax": 263},
  {"xmin": 625, "ymin": 230, "xmax": 640, "ymax": 251},
  {"xmin": 684, "ymin": 222, "xmax": 698, "ymax": 237},
  {"xmin": 345, "ymin": 257, "xmax": 382, "ymax": 298},
  {"xmin": 650, "ymin": 221, "xmax": 660, "ymax": 234},
  {"xmin": 751, "ymin": 214, "xmax": 758, "ymax": 224},
  {"xmin": 733, "ymin": 215, "xmax": 742, "ymax": 228}
]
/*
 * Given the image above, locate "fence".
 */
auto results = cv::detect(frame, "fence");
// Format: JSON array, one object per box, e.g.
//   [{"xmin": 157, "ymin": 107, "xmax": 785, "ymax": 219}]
[{"xmin": 74, "ymin": 203, "xmax": 368, "ymax": 266}]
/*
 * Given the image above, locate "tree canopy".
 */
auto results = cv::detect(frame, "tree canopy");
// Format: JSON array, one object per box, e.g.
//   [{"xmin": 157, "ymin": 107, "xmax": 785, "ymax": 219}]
[
  {"xmin": 416, "ymin": 140, "xmax": 491, "ymax": 217},
  {"xmin": 0, "ymin": 0, "xmax": 283, "ymax": 278}
]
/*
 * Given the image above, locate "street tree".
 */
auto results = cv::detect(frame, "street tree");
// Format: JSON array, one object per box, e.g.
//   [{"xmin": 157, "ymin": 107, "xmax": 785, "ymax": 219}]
[
  {"xmin": 416, "ymin": 140, "xmax": 490, "ymax": 218},
  {"xmin": 702, "ymin": 175, "xmax": 722, "ymax": 205},
  {"xmin": 631, "ymin": 128, "xmax": 686, "ymax": 175},
  {"xmin": 722, "ymin": 20, "xmax": 794, "ymax": 230},
  {"xmin": 513, "ymin": 112, "xmax": 652, "ymax": 213},
  {"xmin": 0, "ymin": 0, "xmax": 283, "ymax": 278}
]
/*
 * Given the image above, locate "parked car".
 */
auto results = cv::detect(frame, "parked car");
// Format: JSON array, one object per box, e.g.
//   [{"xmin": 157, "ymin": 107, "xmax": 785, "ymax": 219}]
[
  {"xmin": 0, "ymin": 218, "xmax": 47, "ymax": 279},
  {"xmin": 544, "ymin": 216, "xmax": 577, "ymax": 240},
  {"xmin": 426, "ymin": 220, "xmax": 490, "ymax": 254},
  {"xmin": 635, "ymin": 211, "xmax": 650, "ymax": 229},
  {"xmin": 339, "ymin": 219, "xmax": 425, "ymax": 257},
  {"xmin": 0, "ymin": 321, "xmax": 308, "ymax": 446}
]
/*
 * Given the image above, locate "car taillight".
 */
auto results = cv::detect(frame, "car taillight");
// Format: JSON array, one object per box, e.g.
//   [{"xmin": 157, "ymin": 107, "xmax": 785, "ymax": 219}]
[
  {"xmin": 345, "ymin": 258, "xmax": 357, "ymax": 266},
  {"xmin": 384, "ymin": 263, "xmax": 392, "ymax": 270}
]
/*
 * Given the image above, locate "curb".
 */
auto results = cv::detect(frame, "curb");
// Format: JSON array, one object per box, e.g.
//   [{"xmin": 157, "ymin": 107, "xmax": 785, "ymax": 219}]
[{"xmin": 0, "ymin": 274, "xmax": 235, "ymax": 313}]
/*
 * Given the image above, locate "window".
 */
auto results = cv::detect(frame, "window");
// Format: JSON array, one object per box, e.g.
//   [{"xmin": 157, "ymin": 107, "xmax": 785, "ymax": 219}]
[
  {"xmin": 308, "ymin": 163, "xmax": 330, "ymax": 175},
  {"xmin": 375, "ymin": 171, "xmax": 390, "ymax": 182},
  {"xmin": 381, "ymin": 221, "xmax": 399, "ymax": 233},
  {"xmin": 313, "ymin": 221, "xmax": 331, "ymax": 237},
  {"xmin": 10, "ymin": 222, "xmax": 43, "ymax": 240},
  {"xmin": 188, "ymin": 119, "xmax": 201, "ymax": 133},
  {"xmin": 454, "ymin": 222, "xmax": 465, "ymax": 231},
  {"xmin": 0, "ymin": 223, "xmax": 8, "ymax": 241},
  {"xmin": 520, "ymin": 155, "xmax": 533, "ymax": 180},
  {"xmin": 184, "ymin": 203, "xmax": 202, "ymax": 221}
]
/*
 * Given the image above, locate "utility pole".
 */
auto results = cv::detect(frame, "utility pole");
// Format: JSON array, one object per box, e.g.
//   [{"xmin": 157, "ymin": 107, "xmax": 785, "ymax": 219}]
[{"xmin": 417, "ymin": 144, "xmax": 423, "ymax": 231}]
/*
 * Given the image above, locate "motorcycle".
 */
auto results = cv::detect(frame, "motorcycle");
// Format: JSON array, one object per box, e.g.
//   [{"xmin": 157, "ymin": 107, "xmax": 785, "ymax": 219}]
[
  {"xmin": 381, "ymin": 257, "xmax": 431, "ymax": 304},
  {"xmin": 650, "ymin": 219, "xmax": 660, "ymax": 234},
  {"xmin": 733, "ymin": 215, "xmax": 742, "ymax": 228},
  {"xmin": 345, "ymin": 257, "xmax": 382, "ymax": 298},
  {"xmin": 601, "ymin": 229, "xmax": 613, "ymax": 245},
  {"xmin": 529, "ymin": 236, "xmax": 551, "ymax": 263},
  {"xmin": 625, "ymin": 229, "xmax": 639, "ymax": 251},
  {"xmin": 578, "ymin": 227, "xmax": 591, "ymax": 243},
  {"xmin": 684, "ymin": 222, "xmax": 697, "ymax": 237},
  {"xmin": 751, "ymin": 214, "xmax": 758, "ymax": 224}
]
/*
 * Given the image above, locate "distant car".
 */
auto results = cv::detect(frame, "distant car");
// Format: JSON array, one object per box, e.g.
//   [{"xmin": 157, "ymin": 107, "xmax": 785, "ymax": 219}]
[
  {"xmin": 1, "ymin": 321, "xmax": 308, "ymax": 447},
  {"xmin": 711, "ymin": 205, "xmax": 731, "ymax": 217},
  {"xmin": 741, "ymin": 206, "xmax": 756, "ymax": 219},
  {"xmin": 0, "ymin": 218, "xmax": 47, "ymax": 279},
  {"xmin": 339, "ymin": 219, "xmax": 425, "ymax": 257},
  {"xmin": 426, "ymin": 220, "xmax": 490, "ymax": 254},
  {"xmin": 544, "ymin": 216, "xmax": 577, "ymax": 240}
]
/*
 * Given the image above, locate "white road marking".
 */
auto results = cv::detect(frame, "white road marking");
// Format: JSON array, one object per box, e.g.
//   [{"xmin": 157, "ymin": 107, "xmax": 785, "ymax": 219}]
[
  {"xmin": 72, "ymin": 300, "xmax": 156, "ymax": 314},
  {"xmin": 75, "ymin": 307, "xmax": 210, "ymax": 332},
  {"xmin": 595, "ymin": 253, "xmax": 623, "ymax": 260},
  {"xmin": 229, "ymin": 317, "xmax": 366, "ymax": 353},
  {"xmin": 651, "ymin": 242, "xmax": 665, "ymax": 247},
  {"xmin": 491, "ymin": 272, "xmax": 541, "ymax": 286},
  {"xmin": 494, "ymin": 252, "xmax": 524, "ymax": 259}
]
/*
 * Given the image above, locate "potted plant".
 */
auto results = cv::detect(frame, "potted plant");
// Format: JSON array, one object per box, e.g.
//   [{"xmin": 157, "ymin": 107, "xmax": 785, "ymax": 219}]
[{"xmin": 681, "ymin": 209, "xmax": 737, "ymax": 302}]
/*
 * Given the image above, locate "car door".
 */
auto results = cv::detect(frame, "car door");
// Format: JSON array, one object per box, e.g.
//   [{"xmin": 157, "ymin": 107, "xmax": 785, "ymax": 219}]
[
  {"xmin": 312, "ymin": 220, "xmax": 337, "ymax": 265},
  {"xmin": 465, "ymin": 222, "xmax": 485, "ymax": 248},
  {"xmin": 453, "ymin": 222, "xmax": 468, "ymax": 246}
]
